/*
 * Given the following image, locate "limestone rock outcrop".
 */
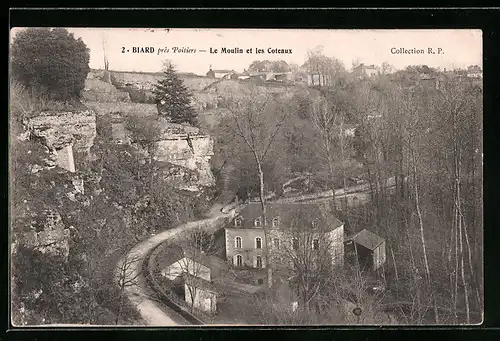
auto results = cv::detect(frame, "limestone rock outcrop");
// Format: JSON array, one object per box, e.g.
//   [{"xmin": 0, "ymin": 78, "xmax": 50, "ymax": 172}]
[
  {"xmin": 26, "ymin": 110, "xmax": 96, "ymax": 157},
  {"xmin": 111, "ymin": 116, "xmax": 216, "ymax": 192}
]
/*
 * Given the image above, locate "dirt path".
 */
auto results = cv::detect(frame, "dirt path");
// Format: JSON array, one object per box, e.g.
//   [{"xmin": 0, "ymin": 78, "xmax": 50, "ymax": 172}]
[{"xmin": 115, "ymin": 203, "xmax": 229, "ymax": 326}]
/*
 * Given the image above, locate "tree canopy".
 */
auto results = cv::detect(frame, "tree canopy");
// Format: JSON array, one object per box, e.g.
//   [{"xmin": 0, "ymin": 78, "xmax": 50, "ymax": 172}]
[
  {"xmin": 248, "ymin": 60, "xmax": 291, "ymax": 73},
  {"xmin": 10, "ymin": 28, "xmax": 90, "ymax": 101},
  {"xmin": 153, "ymin": 63, "xmax": 197, "ymax": 126}
]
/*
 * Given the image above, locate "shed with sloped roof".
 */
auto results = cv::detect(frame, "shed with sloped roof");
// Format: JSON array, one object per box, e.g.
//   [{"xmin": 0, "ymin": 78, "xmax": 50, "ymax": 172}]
[{"xmin": 345, "ymin": 229, "xmax": 386, "ymax": 271}]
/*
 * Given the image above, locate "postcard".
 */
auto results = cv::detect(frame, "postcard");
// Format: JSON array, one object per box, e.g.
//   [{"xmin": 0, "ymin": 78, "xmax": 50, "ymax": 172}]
[{"xmin": 9, "ymin": 27, "xmax": 483, "ymax": 326}]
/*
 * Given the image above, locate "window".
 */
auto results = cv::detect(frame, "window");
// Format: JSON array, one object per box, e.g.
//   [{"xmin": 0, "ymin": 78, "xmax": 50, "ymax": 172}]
[
  {"xmin": 313, "ymin": 239, "xmax": 319, "ymax": 250},
  {"xmin": 235, "ymin": 236, "xmax": 242, "ymax": 248},
  {"xmin": 254, "ymin": 217, "xmax": 262, "ymax": 227},
  {"xmin": 235, "ymin": 254, "xmax": 243, "ymax": 267},
  {"xmin": 273, "ymin": 238, "xmax": 280, "ymax": 249},
  {"xmin": 255, "ymin": 237, "xmax": 262, "ymax": 249},
  {"xmin": 234, "ymin": 217, "xmax": 242, "ymax": 227},
  {"xmin": 272, "ymin": 216, "xmax": 280, "ymax": 227},
  {"xmin": 256, "ymin": 256, "xmax": 263, "ymax": 268},
  {"xmin": 292, "ymin": 238, "xmax": 299, "ymax": 250}
]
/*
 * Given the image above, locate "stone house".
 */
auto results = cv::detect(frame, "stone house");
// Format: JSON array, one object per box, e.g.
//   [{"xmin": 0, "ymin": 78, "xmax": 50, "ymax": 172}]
[
  {"xmin": 206, "ymin": 68, "xmax": 236, "ymax": 79},
  {"xmin": 224, "ymin": 203, "xmax": 345, "ymax": 270}
]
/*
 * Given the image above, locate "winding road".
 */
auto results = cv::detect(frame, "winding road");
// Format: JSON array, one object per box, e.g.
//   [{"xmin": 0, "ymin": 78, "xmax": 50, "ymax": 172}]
[
  {"xmin": 115, "ymin": 204, "xmax": 229, "ymax": 326},
  {"xmin": 116, "ymin": 177, "xmax": 403, "ymax": 326}
]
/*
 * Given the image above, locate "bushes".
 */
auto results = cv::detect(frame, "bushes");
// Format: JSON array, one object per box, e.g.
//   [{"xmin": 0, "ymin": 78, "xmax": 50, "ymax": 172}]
[{"xmin": 122, "ymin": 86, "xmax": 156, "ymax": 104}]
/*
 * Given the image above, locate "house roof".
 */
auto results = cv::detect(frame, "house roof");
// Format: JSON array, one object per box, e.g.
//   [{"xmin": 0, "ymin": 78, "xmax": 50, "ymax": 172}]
[
  {"xmin": 230, "ymin": 202, "xmax": 343, "ymax": 231},
  {"xmin": 351, "ymin": 229, "xmax": 385, "ymax": 250},
  {"xmin": 248, "ymin": 71, "xmax": 269, "ymax": 76},
  {"xmin": 468, "ymin": 65, "xmax": 481, "ymax": 72},
  {"xmin": 183, "ymin": 273, "xmax": 218, "ymax": 293},
  {"xmin": 210, "ymin": 69, "xmax": 234, "ymax": 73}
]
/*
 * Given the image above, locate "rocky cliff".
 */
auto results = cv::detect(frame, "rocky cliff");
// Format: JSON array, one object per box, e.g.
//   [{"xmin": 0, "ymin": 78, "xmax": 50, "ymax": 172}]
[
  {"xmin": 109, "ymin": 115, "xmax": 216, "ymax": 192},
  {"xmin": 28, "ymin": 110, "xmax": 97, "ymax": 156},
  {"xmin": 154, "ymin": 123, "xmax": 215, "ymax": 191},
  {"xmin": 15, "ymin": 109, "xmax": 98, "ymax": 259}
]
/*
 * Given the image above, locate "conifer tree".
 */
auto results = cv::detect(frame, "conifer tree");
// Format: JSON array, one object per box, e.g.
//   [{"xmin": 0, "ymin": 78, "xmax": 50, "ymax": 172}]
[{"xmin": 153, "ymin": 64, "xmax": 197, "ymax": 126}]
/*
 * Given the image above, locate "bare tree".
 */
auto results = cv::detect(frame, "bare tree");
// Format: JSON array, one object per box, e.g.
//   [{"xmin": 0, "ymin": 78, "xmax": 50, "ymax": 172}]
[
  {"xmin": 125, "ymin": 116, "xmax": 162, "ymax": 193},
  {"xmin": 310, "ymin": 92, "xmax": 352, "ymax": 211},
  {"xmin": 169, "ymin": 226, "xmax": 217, "ymax": 314},
  {"xmin": 224, "ymin": 90, "xmax": 290, "ymax": 287},
  {"xmin": 115, "ymin": 251, "xmax": 142, "ymax": 325},
  {"xmin": 271, "ymin": 204, "xmax": 340, "ymax": 313},
  {"xmin": 102, "ymin": 33, "xmax": 111, "ymax": 83}
]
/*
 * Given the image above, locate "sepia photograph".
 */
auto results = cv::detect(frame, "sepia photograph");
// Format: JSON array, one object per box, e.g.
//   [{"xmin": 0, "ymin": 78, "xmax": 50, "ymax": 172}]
[{"xmin": 9, "ymin": 28, "xmax": 483, "ymax": 326}]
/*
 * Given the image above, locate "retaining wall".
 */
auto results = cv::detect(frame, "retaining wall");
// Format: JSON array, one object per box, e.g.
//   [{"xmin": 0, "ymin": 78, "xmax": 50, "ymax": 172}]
[{"xmin": 138, "ymin": 212, "xmax": 234, "ymax": 325}]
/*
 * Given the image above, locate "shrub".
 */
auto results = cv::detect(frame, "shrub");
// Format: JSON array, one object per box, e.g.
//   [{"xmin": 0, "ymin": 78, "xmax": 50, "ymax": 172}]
[
  {"xmin": 110, "ymin": 73, "xmax": 123, "ymax": 89},
  {"xmin": 10, "ymin": 28, "xmax": 90, "ymax": 101},
  {"xmin": 123, "ymin": 86, "xmax": 146, "ymax": 103}
]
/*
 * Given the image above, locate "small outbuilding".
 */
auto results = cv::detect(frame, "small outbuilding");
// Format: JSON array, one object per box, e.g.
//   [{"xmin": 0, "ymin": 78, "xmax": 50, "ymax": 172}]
[
  {"xmin": 162, "ymin": 256, "xmax": 219, "ymax": 314},
  {"xmin": 183, "ymin": 273, "xmax": 218, "ymax": 314},
  {"xmin": 345, "ymin": 229, "xmax": 386, "ymax": 271}
]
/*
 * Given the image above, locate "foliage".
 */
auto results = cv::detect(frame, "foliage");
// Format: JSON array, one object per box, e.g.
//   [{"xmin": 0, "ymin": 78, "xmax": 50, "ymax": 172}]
[
  {"xmin": 153, "ymin": 64, "xmax": 197, "ymax": 126},
  {"xmin": 248, "ymin": 60, "xmax": 291, "ymax": 73},
  {"xmin": 12, "ymin": 245, "xmax": 91, "ymax": 325},
  {"xmin": 11, "ymin": 28, "xmax": 90, "ymax": 101}
]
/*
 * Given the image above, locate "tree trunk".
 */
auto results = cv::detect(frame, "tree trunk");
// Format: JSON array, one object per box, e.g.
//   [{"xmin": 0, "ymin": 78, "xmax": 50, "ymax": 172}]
[
  {"xmin": 412, "ymin": 151, "xmax": 439, "ymax": 324},
  {"xmin": 256, "ymin": 158, "xmax": 273, "ymax": 289},
  {"xmin": 339, "ymin": 121, "xmax": 348, "ymax": 210},
  {"xmin": 462, "ymin": 211, "xmax": 481, "ymax": 312},
  {"xmin": 115, "ymin": 290, "xmax": 123, "ymax": 325},
  {"xmin": 390, "ymin": 245, "xmax": 399, "ymax": 283},
  {"xmin": 454, "ymin": 200, "xmax": 459, "ymax": 323},
  {"xmin": 456, "ymin": 150, "xmax": 470, "ymax": 324}
]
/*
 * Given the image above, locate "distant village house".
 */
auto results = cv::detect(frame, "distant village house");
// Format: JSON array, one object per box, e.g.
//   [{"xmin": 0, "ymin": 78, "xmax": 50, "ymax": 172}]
[
  {"xmin": 467, "ymin": 65, "xmax": 482, "ymax": 79},
  {"xmin": 352, "ymin": 63, "xmax": 379, "ymax": 79},
  {"xmin": 206, "ymin": 68, "xmax": 236, "ymax": 79}
]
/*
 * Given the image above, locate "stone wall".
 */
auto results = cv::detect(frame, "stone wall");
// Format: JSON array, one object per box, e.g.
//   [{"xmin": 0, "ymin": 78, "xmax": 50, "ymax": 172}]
[
  {"xmin": 103, "ymin": 70, "xmax": 214, "ymax": 92},
  {"xmin": 82, "ymin": 78, "xmax": 131, "ymax": 103}
]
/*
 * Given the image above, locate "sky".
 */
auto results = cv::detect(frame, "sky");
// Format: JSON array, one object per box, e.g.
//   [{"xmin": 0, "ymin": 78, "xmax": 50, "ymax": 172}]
[{"xmin": 11, "ymin": 28, "xmax": 482, "ymax": 75}]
